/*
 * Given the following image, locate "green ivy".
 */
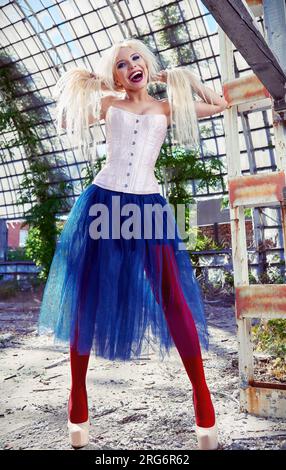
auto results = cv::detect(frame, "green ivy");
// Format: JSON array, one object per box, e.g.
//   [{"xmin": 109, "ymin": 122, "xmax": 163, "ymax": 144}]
[
  {"xmin": 0, "ymin": 51, "xmax": 72, "ymax": 279},
  {"xmin": 81, "ymin": 155, "xmax": 107, "ymax": 188},
  {"xmin": 251, "ymin": 268, "xmax": 286, "ymax": 378},
  {"xmin": 155, "ymin": 142, "xmax": 224, "ymax": 208},
  {"xmin": 253, "ymin": 319, "xmax": 286, "ymax": 359}
]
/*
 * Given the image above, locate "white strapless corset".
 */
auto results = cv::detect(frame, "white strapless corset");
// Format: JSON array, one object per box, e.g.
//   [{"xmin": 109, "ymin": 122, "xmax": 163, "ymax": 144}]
[{"xmin": 92, "ymin": 105, "xmax": 168, "ymax": 194}]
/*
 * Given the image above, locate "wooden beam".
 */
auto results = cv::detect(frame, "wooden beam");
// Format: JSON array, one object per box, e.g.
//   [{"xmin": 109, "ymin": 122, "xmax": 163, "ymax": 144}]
[
  {"xmin": 237, "ymin": 97, "xmax": 271, "ymax": 114},
  {"xmin": 236, "ymin": 284, "xmax": 286, "ymax": 319},
  {"xmin": 201, "ymin": 0, "xmax": 286, "ymax": 111},
  {"xmin": 228, "ymin": 171, "xmax": 286, "ymax": 208},
  {"xmin": 241, "ymin": 385, "xmax": 286, "ymax": 418},
  {"xmin": 223, "ymin": 73, "xmax": 270, "ymax": 107}
]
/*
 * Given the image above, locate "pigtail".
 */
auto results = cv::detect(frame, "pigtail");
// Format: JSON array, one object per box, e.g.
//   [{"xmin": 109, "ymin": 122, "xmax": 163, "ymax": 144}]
[
  {"xmin": 166, "ymin": 67, "xmax": 213, "ymax": 148},
  {"xmin": 53, "ymin": 67, "xmax": 103, "ymax": 168}
]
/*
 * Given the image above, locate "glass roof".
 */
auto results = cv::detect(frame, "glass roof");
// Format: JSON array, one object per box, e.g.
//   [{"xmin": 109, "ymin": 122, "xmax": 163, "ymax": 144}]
[{"xmin": 0, "ymin": 0, "xmax": 275, "ymax": 219}]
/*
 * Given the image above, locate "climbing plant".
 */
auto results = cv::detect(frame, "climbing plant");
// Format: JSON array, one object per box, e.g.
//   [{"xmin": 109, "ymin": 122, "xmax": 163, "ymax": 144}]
[
  {"xmin": 0, "ymin": 51, "xmax": 72, "ymax": 279},
  {"xmin": 156, "ymin": 142, "xmax": 223, "ymax": 206}
]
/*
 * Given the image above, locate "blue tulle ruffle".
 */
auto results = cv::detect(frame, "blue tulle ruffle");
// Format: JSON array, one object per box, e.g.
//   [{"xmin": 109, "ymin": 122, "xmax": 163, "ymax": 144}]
[{"xmin": 37, "ymin": 183, "xmax": 209, "ymax": 361}]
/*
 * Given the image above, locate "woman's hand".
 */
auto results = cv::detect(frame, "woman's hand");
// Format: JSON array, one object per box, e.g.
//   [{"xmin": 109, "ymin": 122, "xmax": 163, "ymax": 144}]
[
  {"xmin": 152, "ymin": 70, "xmax": 168, "ymax": 83},
  {"xmin": 90, "ymin": 72, "xmax": 112, "ymax": 91}
]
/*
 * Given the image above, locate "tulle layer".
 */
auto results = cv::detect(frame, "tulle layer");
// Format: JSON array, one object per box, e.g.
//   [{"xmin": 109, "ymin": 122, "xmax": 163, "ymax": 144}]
[{"xmin": 37, "ymin": 183, "xmax": 209, "ymax": 361}]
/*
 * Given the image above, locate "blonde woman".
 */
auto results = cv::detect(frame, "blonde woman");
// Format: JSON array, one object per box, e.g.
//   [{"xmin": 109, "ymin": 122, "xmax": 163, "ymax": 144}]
[{"xmin": 38, "ymin": 38, "xmax": 228, "ymax": 450}]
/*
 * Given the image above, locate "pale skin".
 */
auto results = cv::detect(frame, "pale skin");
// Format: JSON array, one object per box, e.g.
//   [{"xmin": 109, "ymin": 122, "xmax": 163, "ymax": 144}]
[{"xmin": 91, "ymin": 46, "xmax": 229, "ymax": 127}]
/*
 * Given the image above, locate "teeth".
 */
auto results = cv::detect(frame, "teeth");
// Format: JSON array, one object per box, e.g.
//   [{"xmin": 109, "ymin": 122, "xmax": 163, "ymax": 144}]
[{"xmin": 129, "ymin": 71, "xmax": 142, "ymax": 80}]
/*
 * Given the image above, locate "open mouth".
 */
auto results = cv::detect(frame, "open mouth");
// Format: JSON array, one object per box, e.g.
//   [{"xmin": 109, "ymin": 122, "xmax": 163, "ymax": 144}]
[{"xmin": 128, "ymin": 70, "xmax": 144, "ymax": 83}]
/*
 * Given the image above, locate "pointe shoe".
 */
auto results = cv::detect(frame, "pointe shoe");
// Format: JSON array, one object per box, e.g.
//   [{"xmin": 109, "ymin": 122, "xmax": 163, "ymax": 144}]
[
  {"xmin": 192, "ymin": 391, "xmax": 218, "ymax": 450},
  {"xmin": 195, "ymin": 422, "xmax": 218, "ymax": 450},
  {"xmin": 67, "ymin": 418, "xmax": 90, "ymax": 448}
]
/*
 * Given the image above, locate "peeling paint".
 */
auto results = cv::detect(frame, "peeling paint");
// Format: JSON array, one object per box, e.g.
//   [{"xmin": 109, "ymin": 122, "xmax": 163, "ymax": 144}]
[
  {"xmin": 246, "ymin": 0, "xmax": 263, "ymax": 5},
  {"xmin": 229, "ymin": 171, "xmax": 286, "ymax": 208},
  {"xmin": 223, "ymin": 74, "xmax": 270, "ymax": 106},
  {"xmin": 216, "ymin": 0, "xmax": 286, "ymax": 421},
  {"xmin": 236, "ymin": 284, "xmax": 286, "ymax": 319},
  {"xmin": 241, "ymin": 386, "xmax": 286, "ymax": 418}
]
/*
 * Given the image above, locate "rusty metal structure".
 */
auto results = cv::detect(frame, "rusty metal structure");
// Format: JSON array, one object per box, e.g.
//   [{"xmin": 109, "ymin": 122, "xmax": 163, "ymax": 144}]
[
  {"xmin": 202, "ymin": 0, "xmax": 286, "ymax": 418},
  {"xmin": 1, "ymin": 0, "xmax": 286, "ymax": 417},
  {"xmin": 2, "ymin": 0, "xmax": 231, "ymax": 220}
]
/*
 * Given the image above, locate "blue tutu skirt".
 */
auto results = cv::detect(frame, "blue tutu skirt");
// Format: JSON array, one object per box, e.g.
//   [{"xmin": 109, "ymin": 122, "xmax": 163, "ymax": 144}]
[{"xmin": 37, "ymin": 183, "xmax": 209, "ymax": 361}]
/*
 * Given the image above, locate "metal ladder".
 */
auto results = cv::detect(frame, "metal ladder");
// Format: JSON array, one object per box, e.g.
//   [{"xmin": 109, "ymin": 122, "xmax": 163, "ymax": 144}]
[{"xmin": 215, "ymin": 0, "xmax": 286, "ymax": 418}]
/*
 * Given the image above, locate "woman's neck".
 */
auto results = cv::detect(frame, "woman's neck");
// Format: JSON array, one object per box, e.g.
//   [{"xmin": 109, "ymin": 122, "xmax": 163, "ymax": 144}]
[{"xmin": 124, "ymin": 87, "xmax": 153, "ymax": 104}]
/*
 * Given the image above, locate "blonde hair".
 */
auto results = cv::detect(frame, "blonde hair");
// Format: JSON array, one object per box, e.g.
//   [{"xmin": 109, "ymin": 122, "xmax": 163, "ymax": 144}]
[
  {"xmin": 166, "ymin": 67, "xmax": 211, "ymax": 147},
  {"xmin": 53, "ymin": 67, "xmax": 102, "ymax": 166},
  {"xmin": 53, "ymin": 38, "xmax": 210, "ymax": 167},
  {"xmin": 96, "ymin": 38, "xmax": 160, "ymax": 92}
]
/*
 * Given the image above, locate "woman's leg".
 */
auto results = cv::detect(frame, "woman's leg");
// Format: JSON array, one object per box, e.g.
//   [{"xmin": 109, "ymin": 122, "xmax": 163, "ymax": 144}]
[
  {"xmin": 145, "ymin": 244, "xmax": 215, "ymax": 428},
  {"xmin": 68, "ymin": 327, "xmax": 91, "ymax": 424}
]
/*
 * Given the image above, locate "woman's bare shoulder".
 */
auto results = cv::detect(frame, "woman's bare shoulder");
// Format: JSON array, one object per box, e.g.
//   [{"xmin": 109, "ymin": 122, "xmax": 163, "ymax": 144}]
[
  {"xmin": 158, "ymin": 99, "xmax": 170, "ymax": 111},
  {"xmin": 100, "ymin": 94, "xmax": 119, "ymax": 120},
  {"xmin": 158, "ymin": 99, "xmax": 171, "ymax": 126}
]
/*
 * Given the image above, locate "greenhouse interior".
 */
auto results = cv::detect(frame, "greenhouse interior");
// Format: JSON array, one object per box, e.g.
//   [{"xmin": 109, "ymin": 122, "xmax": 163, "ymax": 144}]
[{"xmin": 0, "ymin": 0, "xmax": 286, "ymax": 453}]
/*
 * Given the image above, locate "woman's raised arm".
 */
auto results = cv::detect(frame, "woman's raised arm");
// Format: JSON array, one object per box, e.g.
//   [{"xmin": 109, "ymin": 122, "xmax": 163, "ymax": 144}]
[
  {"xmin": 60, "ymin": 94, "xmax": 115, "ymax": 129},
  {"xmin": 153, "ymin": 68, "xmax": 229, "ymax": 118},
  {"xmin": 189, "ymin": 73, "xmax": 229, "ymax": 117}
]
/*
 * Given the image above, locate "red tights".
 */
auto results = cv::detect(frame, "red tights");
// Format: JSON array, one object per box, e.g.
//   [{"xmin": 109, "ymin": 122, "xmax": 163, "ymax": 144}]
[
  {"xmin": 145, "ymin": 244, "xmax": 215, "ymax": 428},
  {"xmin": 68, "ymin": 343, "xmax": 90, "ymax": 424},
  {"xmin": 68, "ymin": 245, "xmax": 215, "ymax": 427}
]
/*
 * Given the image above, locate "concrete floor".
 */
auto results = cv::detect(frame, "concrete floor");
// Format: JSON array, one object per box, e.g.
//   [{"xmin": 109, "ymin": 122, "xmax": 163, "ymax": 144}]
[{"xmin": 0, "ymin": 295, "xmax": 286, "ymax": 450}]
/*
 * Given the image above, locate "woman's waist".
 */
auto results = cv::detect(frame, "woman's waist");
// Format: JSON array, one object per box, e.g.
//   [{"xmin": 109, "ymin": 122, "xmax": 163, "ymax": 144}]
[
  {"xmin": 104, "ymin": 158, "xmax": 157, "ymax": 169},
  {"xmin": 92, "ymin": 165, "xmax": 160, "ymax": 193},
  {"xmin": 93, "ymin": 163, "xmax": 157, "ymax": 180}
]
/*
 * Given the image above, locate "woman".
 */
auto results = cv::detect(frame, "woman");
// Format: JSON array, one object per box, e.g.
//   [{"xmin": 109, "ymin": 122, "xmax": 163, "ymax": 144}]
[{"xmin": 38, "ymin": 38, "xmax": 228, "ymax": 450}]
